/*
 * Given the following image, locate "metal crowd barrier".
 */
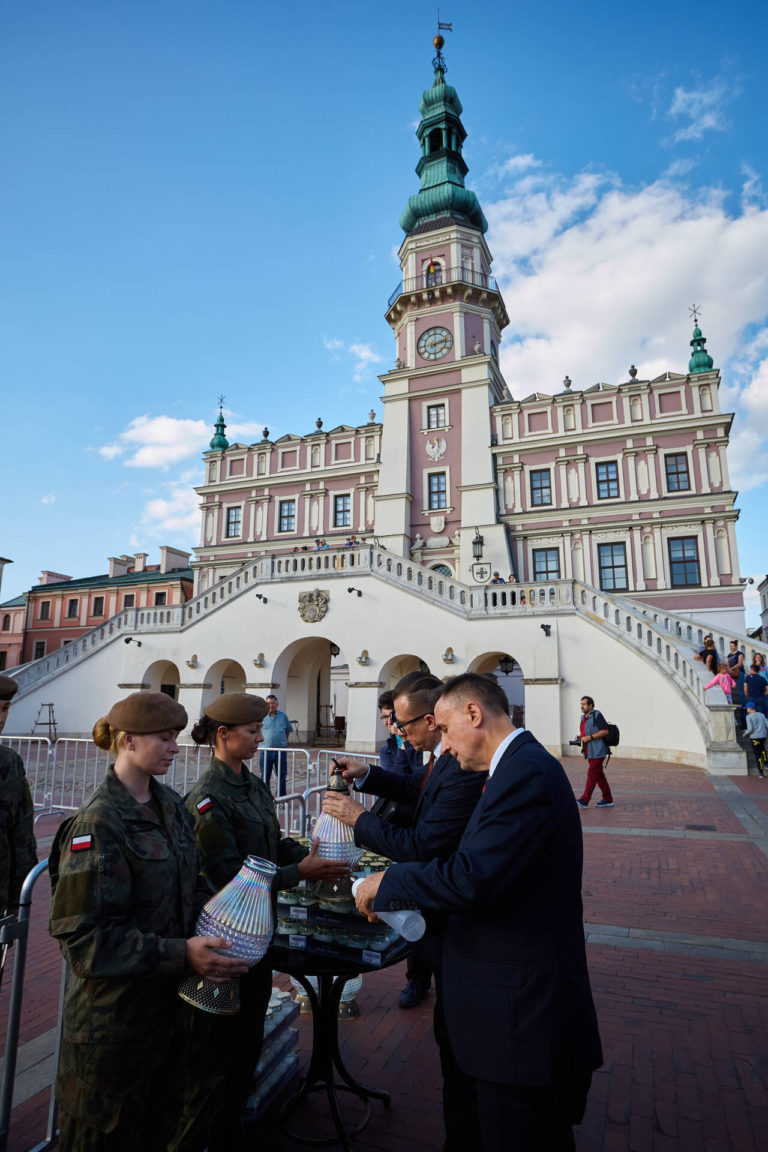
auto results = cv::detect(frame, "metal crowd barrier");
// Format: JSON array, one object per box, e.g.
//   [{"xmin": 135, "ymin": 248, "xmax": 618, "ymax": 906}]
[
  {"xmin": 0, "ymin": 860, "xmax": 59, "ymax": 1152},
  {"xmin": 0, "ymin": 748, "xmax": 384, "ymax": 1150},
  {"xmin": 0, "ymin": 738, "xmax": 53, "ymax": 815}
]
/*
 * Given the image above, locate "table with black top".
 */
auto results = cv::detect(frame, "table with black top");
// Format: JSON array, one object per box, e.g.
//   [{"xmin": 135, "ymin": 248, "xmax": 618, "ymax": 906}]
[{"xmin": 270, "ymin": 941, "xmax": 408, "ymax": 1151}]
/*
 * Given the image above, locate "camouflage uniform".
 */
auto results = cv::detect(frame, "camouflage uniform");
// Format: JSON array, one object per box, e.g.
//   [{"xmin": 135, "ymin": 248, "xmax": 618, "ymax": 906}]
[
  {"xmin": 0, "ymin": 744, "xmax": 38, "ymax": 914},
  {"xmin": 171, "ymin": 757, "xmax": 308, "ymax": 1152},
  {"xmin": 49, "ymin": 767, "xmax": 199, "ymax": 1152}
]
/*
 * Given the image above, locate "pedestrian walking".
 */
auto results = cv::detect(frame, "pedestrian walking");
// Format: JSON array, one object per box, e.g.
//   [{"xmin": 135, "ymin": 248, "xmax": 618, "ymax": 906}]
[{"xmin": 575, "ymin": 696, "xmax": 614, "ymax": 808}]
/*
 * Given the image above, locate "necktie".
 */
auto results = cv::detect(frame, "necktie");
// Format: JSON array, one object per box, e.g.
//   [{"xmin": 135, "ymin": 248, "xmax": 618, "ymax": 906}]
[{"xmin": 420, "ymin": 752, "xmax": 435, "ymax": 792}]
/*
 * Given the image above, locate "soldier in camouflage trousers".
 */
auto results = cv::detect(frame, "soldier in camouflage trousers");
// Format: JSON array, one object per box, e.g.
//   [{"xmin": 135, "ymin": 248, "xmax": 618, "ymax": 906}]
[
  {"xmin": 0, "ymin": 675, "xmax": 38, "ymax": 918},
  {"xmin": 171, "ymin": 693, "xmax": 348, "ymax": 1152},
  {"xmin": 49, "ymin": 692, "xmax": 247, "ymax": 1152}
]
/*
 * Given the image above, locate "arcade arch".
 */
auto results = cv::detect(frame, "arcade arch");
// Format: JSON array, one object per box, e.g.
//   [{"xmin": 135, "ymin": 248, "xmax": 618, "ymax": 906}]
[
  {"xmin": 142, "ymin": 659, "xmax": 180, "ymax": 700},
  {"xmin": 378, "ymin": 654, "xmax": 431, "ymax": 690},
  {"xmin": 202, "ymin": 658, "xmax": 247, "ymax": 707},
  {"xmin": 468, "ymin": 652, "xmax": 525, "ymax": 728},
  {"xmin": 271, "ymin": 636, "xmax": 346, "ymax": 745}
]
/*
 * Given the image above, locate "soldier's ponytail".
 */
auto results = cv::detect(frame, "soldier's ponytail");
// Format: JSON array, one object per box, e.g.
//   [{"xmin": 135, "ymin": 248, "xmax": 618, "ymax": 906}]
[
  {"xmin": 190, "ymin": 714, "xmax": 221, "ymax": 746},
  {"xmin": 92, "ymin": 718, "xmax": 127, "ymax": 752}
]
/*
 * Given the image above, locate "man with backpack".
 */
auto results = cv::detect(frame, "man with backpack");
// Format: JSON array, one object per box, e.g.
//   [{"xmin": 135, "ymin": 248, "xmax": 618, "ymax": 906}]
[{"xmin": 575, "ymin": 696, "xmax": 614, "ymax": 809}]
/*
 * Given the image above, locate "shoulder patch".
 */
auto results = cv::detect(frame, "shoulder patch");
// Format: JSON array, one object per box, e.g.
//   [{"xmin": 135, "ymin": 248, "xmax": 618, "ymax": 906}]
[
  {"xmin": 71, "ymin": 834, "xmax": 93, "ymax": 852},
  {"xmin": 196, "ymin": 796, "xmax": 213, "ymax": 814}
]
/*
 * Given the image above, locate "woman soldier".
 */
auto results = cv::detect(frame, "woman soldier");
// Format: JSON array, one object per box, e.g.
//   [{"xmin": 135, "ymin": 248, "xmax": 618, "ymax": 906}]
[
  {"xmin": 172, "ymin": 692, "xmax": 348, "ymax": 1152},
  {"xmin": 48, "ymin": 691, "xmax": 247, "ymax": 1152}
]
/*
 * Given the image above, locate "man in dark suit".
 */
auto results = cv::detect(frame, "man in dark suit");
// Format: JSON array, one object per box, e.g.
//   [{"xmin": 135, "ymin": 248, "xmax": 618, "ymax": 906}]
[
  {"xmin": 355, "ymin": 673, "xmax": 602, "ymax": 1152},
  {"xmin": 323, "ymin": 673, "xmax": 486, "ymax": 1149}
]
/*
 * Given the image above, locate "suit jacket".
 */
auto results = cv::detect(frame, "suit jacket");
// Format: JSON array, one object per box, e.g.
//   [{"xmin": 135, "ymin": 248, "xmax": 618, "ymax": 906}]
[
  {"xmin": 354, "ymin": 754, "xmax": 485, "ymax": 863},
  {"xmin": 375, "ymin": 731, "xmax": 602, "ymax": 1088}
]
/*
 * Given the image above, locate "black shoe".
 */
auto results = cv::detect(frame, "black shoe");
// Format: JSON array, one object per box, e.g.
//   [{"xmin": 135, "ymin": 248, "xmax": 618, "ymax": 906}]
[
  {"xmin": 596, "ymin": 799, "xmax": 614, "ymax": 807},
  {"xmin": 398, "ymin": 979, "xmax": 429, "ymax": 1009},
  {"xmin": 575, "ymin": 798, "xmax": 588, "ymax": 808}
]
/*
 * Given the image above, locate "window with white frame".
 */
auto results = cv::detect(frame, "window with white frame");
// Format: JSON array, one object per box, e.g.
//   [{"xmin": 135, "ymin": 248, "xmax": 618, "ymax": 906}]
[
  {"xmin": 278, "ymin": 500, "xmax": 296, "ymax": 532},
  {"xmin": 530, "ymin": 469, "xmax": 552, "ymax": 506},
  {"xmin": 92, "ymin": 596, "xmax": 105, "ymax": 616},
  {"xmin": 428, "ymin": 472, "xmax": 447, "ymax": 510},
  {"xmin": 427, "ymin": 403, "xmax": 446, "ymax": 429},
  {"xmin": 123, "ymin": 594, "xmax": 135, "ymax": 609},
  {"xmin": 664, "ymin": 453, "xmax": 690, "ymax": 492},
  {"xmin": 423, "ymin": 258, "xmax": 443, "ymax": 287},
  {"xmin": 333, "ymin": 494, "xmax": 351, "ymax": 528},
  {"xmin": 39, "ymin": 600, "xmax": 51, "ymax": 621},
  {"xmin": 33, "ymin": 641, "xmax": 46, "ymax": 660},
  {"xmin": 66, "ymin": 599, "xmax": 78, "ymax": 619},
  {"xmin": 595, "ymin": 461, "xmax": 620, "ymax": 499},
  {"xmin": 668, "ymin": 537, "xmax": 700, "ymax": 587},
  {"xmin": 532, "ymin": 548, "xmax": 560, "ymax": 581},
  {"xmin": 225, "ymin": 506, "xmax": 242, "ymax": 538},
  {"xmin": 598, "ymin": 543, "xmax": 629, "ymax": 591}
]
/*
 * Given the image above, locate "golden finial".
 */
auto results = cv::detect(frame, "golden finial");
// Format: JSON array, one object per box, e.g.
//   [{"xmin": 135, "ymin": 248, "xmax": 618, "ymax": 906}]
[{"xmin": 434, "ymin": 33, "xmax": 445, "ymax": 50}]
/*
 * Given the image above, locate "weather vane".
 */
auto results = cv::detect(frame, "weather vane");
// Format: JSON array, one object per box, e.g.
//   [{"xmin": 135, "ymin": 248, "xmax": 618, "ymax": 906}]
[
  {"xmin": 217, "ymin": 393, "xmax": 226, "ymax": 409},
  {"xmin": 433, "ymin": 10, "xmax": 452, "ymax": 72},
  {"xmin": 689, "ymin": 305, "xmax": 701, "ymax": 324}
]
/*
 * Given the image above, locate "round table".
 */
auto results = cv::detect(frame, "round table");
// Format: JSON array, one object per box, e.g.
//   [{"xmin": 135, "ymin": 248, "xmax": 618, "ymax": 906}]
[{"xmin": 270, "ymin": 940, "xmax": 409, "ymax": 1150}]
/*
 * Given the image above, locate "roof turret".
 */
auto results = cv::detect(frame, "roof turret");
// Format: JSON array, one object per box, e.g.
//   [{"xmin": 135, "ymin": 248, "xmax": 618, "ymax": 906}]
[
  {"xmin": 689, "ymin": 319, "xmax": 714, "ymax": 374},
  {"xmin": 399, "ymin": 36, "xmax": 487, "ymax": 236},
  {"xmin": 209, "ymin": 406, "xmax": 229, "ymax": 451}
]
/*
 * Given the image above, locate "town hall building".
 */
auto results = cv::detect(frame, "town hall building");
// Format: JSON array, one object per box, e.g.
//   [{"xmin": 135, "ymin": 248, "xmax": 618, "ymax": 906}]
[{"xmin": 4, "ymin": 40, "xmax": 758, "ymax": 773}]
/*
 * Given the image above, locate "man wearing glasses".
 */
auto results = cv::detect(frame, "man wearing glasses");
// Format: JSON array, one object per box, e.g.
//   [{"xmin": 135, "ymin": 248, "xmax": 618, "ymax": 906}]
[
  {"xmin": 354, "ymin": 674, "xmax": 602, "ymax": 1152},
  {"xmin": 322, "ymin": 673, "xmax": 486, "ymax": 1149}
]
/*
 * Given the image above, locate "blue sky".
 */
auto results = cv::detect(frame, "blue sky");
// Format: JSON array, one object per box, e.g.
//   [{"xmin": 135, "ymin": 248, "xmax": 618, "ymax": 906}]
[{"xmin": 2, "ymin": 1, "xmax": 767, "ymax": 623}]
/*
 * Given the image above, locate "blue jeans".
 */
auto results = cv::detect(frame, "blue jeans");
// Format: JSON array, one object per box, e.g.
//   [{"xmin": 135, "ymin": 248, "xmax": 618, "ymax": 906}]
[{"xmin": 261, "ymin": 749, "xmax": 287, "ymax": 795}]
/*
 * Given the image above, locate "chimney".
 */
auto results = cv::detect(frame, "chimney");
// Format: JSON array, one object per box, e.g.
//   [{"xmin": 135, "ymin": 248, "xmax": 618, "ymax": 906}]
[
  {"xmin": 134, "ymin": 553, "xmax": 148, "ymax": 573},
  {"xmin": 160, "ymin": 546, "xmax": 191, "ymax": 574},
  {"xmin": 39, "ymin": 571, "xmax": 72, "ymax": 585},
  {"xmin": 108, "ymin": 556, "xmax": 131, "ymax": 579}
]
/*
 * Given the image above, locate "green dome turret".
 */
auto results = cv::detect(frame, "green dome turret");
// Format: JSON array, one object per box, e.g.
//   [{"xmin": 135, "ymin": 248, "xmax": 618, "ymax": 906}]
[
  {"xmin": 689, "ymin": 320, "xmax": 714, "ymax": 374},
  {"xmin": 399, "ymin": 41, "xmax": 487, "ymax": 236},
  {"xmin": 209, "ymin": 407, "xmax": 229, "ymax": 451}
]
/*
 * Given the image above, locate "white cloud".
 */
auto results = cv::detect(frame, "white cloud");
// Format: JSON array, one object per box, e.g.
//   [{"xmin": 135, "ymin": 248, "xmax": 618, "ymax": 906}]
[
  {"xmin": 323, "ymin": 338, "xmax": 383, "ymax": 382},
  {"xmin": 138, "ymin": 471, "xmax": 200, "ymax": 541},
  {"xmin": 484, "ymin": 158, "xmax": 768, "ymax": 394},
  {"xmin": 40, "ymin": 493, "xmax": 56, "ymax": 505},
  {"xmin": 667, "ymin": 77, "xmax": 735, "ymax": 142},
  {"xmin": 98, "ymin": 414, "xmax": 266, "ymax": 470}
]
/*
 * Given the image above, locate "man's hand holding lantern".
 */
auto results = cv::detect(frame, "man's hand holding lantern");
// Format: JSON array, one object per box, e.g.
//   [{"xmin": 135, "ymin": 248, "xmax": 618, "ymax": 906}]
[{"xmin": 322, "ymin": 790, "xmax": 366, "ymax": 827}]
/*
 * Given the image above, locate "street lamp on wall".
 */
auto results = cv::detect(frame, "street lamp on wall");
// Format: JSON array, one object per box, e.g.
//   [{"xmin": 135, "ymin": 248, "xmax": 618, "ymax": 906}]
[
  {"xmin": 472, "ymin": 528, "xmax": 484, "ymax": 561},
  {"xmin": 498, "ymin": 654, "xmax": 515, "ymax": 676}
]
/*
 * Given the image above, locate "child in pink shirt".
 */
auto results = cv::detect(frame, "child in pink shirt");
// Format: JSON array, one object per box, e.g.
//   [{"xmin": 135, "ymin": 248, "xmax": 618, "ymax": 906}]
[{"xmin": 705, "ymin": 663, "xmax": 736, "ymax": 698}]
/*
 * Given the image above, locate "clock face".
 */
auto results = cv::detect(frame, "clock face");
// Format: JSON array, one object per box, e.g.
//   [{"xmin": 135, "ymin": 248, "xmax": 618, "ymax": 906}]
[{"xmin": 417, "ymin": 326, "xmax": 453, "ymax": 361}]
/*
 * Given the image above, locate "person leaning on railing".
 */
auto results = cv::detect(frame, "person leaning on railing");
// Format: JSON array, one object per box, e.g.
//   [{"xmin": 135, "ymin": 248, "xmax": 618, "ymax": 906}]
[{"xmin": 48, "ymin": 691, "xmax": 246, "ymax": 1152}]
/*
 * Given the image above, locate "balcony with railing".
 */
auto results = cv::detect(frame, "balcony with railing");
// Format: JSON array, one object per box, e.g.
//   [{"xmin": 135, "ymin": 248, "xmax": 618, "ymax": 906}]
[{"xmin": 387, "ymin": 266, "xmax": 500, "ymax": 309}]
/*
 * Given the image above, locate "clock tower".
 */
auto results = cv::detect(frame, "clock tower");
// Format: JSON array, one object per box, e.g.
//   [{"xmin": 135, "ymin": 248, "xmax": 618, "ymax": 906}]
[{"xmin": 374, "ymin": 36, "xmax": 512, "ymax": 582}]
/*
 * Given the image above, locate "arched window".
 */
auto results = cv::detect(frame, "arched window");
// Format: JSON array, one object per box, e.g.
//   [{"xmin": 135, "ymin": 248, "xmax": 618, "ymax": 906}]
[
  {"xmin": 423, "ymin": 258, "xmax": 443, "ymax": 288},
  {"xmin": 432, "ymin": 564, "xmax": 453, "ymax": 577},
  {"xmin": 1, "ymin": 614, "xmax": 10, "ymax": 631}
]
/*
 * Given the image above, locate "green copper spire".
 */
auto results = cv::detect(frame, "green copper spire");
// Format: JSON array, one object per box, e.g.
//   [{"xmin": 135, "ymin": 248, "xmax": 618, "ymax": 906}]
[
  {"xmin": 689, "ymin": 317, "xmax": 714, "ymax": 374},
  {"xmin": 399, "ymin": 37, "xmax": 487, "ymax": 236},
  {"xmin": 209, "ymin": 406, "xmax": 229, "ymax": 450}
]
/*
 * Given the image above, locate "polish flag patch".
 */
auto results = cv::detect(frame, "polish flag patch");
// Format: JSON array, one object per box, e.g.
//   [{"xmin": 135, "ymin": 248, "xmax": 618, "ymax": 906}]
[
  {"xmin": 196, "ymin": 797, "xmax": 213, "ymax": 814},
  {"xmin": 71, "ymin": 835, "xmax": 93, "ymax": 852}
]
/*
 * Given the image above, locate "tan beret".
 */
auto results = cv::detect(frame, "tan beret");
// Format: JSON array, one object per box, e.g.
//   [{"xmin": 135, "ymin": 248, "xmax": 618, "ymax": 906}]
[
  {"xmin": 103, "ymin": 691, "xmax": 188, "ymax": 734},
  {"xmin": 204, "ymin": 692, "xmax": 268, "ymax": 725},
  {"xmin": 0, "ymin": 675, "xmax": 18, "ymax": 701}
]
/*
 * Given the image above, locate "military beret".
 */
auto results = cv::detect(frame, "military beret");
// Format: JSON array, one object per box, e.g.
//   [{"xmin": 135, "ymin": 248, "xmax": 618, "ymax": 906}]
[
  {"xmin": 103, "ymin": 691, "xmax": 188, "ymax": 734},
  {"xmin": 204, "ymin": 692, "xmax": 268, "ymax": 725},
  {"xmin": 0, "ymin": 675, "xmax": 18, "ymax": 701}
]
